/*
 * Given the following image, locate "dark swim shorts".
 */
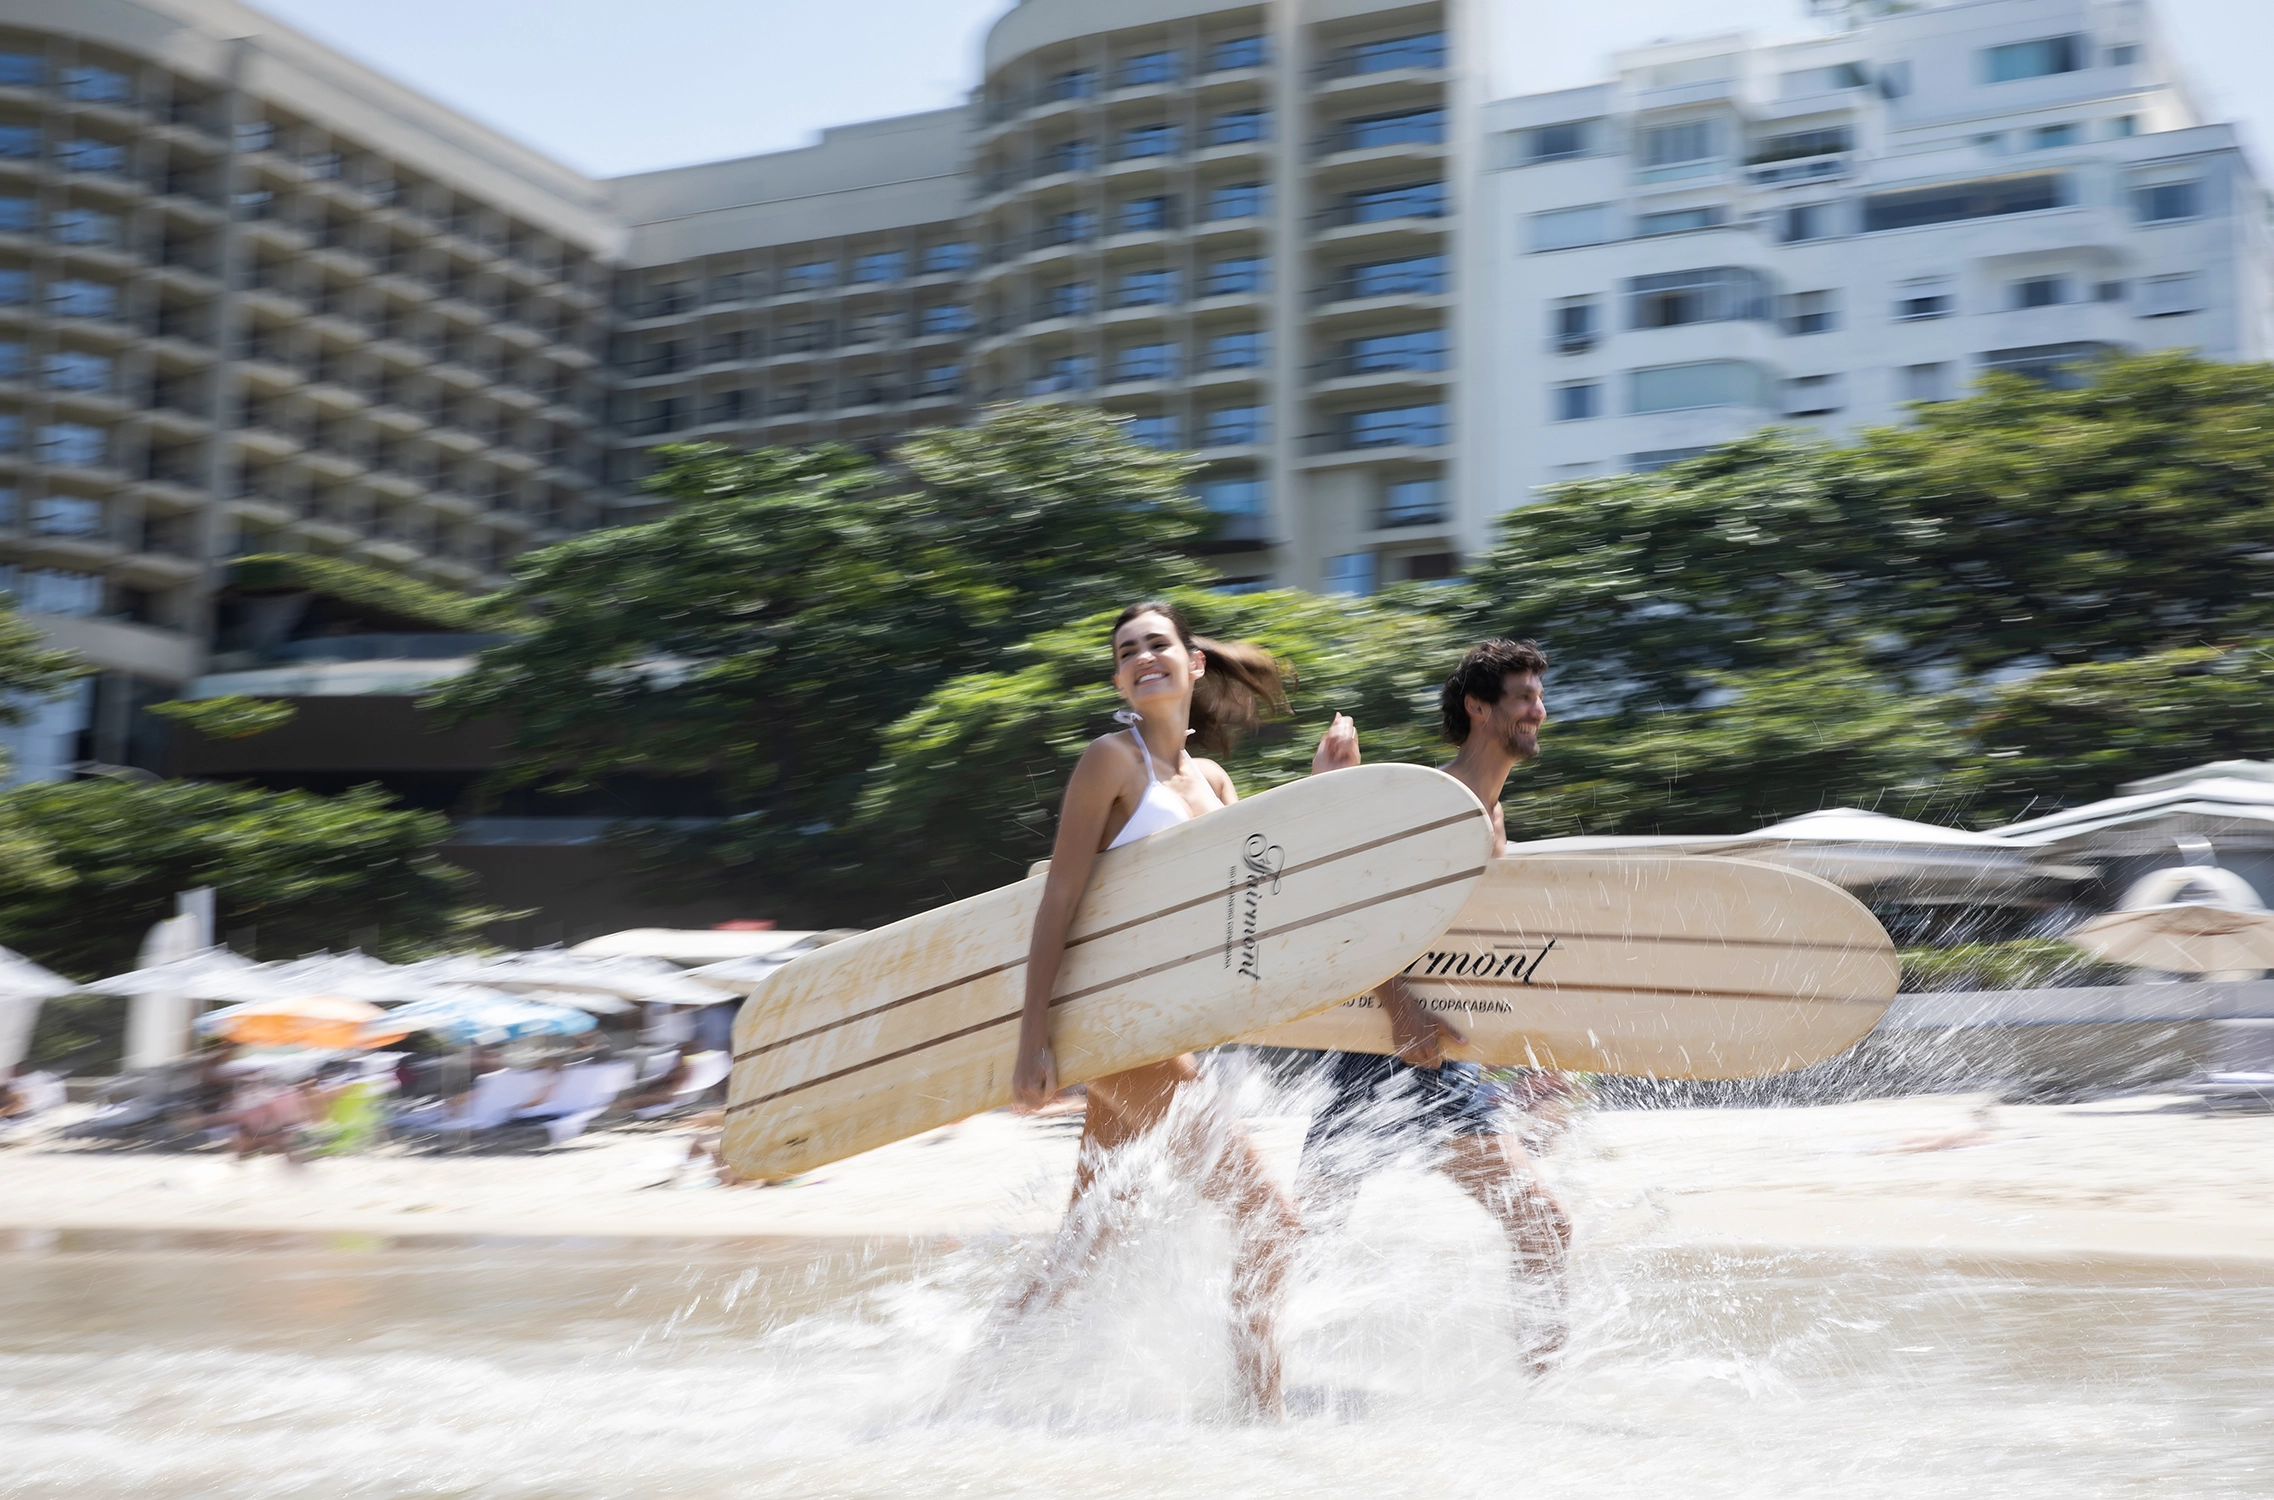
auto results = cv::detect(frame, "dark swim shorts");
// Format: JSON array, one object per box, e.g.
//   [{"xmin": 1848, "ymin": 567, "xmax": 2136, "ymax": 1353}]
[{"xmin": 1300, "ymin": 1051, "xmax": 1501, "ymax": 1173}]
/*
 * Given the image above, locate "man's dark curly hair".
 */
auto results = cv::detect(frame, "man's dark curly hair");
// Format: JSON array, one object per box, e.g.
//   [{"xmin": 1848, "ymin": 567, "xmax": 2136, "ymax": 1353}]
[{"xmin": 1440, "ymin": 638, "xmax": 1550, "ymax": 744}]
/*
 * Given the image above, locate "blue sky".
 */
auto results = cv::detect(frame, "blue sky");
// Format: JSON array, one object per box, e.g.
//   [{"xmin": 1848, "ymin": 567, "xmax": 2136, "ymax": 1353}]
[{"xmin": 253, "ymin": 0, "xmax": 2273, "ymax": 178}]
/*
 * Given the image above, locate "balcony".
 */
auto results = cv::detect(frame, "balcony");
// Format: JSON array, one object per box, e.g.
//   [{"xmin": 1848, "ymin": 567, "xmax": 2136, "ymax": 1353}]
[{"xmin": 1746, "ymin": 153, "xmax": 1853, "ymax": 187}]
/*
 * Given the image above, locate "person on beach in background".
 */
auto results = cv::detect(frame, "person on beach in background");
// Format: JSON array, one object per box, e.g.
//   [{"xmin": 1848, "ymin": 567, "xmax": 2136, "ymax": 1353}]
[
  {"xmin": 1300, "ymin": 639, "xmax": 1574, "ymax": 1352},
  {"xmin": 1004, "ymin": 600, "xmax": 1342, "ymax": 1421}
]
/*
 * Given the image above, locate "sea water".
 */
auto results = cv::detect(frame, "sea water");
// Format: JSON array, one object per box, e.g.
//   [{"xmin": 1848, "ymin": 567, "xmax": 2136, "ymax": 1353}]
[{"xmin": 1, "ymin": 1202, "xmax": 2268, "ymax": 1499}]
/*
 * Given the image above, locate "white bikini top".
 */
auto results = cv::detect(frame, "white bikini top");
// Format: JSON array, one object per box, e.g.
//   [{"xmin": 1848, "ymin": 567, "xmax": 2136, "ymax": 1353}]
[{"xmin": 1107, "ymin": 726, "xmax": 1199, "ymax": 850}]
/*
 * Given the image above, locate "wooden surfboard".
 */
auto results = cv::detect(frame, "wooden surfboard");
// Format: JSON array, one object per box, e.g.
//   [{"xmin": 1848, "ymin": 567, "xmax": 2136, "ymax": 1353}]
[
  {"xmin": 722, "ymin": 764, "xmax": 1493, "ymax": 1179},
  {"xmin": 1240, "ymin": 854, "xmax": 1897, "ymax": 1078}
]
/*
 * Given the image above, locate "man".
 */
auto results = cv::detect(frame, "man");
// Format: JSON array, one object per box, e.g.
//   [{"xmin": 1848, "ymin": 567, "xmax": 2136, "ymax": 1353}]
[{"xmin": 1300, "ymin": 638, "xmax": 1573, "ymax": 1340}]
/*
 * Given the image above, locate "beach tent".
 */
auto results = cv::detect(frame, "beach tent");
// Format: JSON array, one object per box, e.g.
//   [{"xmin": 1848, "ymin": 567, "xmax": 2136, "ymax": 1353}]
[
  {"xmin": 0, "ymin": 947, "xmax": 71, "ymax": 1073},
  {"xmin": 371, "ymin": 990, "xmax": 597, "ymax": 1047}
]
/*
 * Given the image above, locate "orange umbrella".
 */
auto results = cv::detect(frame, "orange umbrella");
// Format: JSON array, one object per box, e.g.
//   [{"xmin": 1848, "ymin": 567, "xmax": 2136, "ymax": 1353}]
[{"xmin": 201, "ymin": 995, "xmax": 410, "ymax": 1050}]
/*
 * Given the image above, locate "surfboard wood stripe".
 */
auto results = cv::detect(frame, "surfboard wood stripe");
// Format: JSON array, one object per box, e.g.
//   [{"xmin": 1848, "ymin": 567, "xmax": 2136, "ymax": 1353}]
[
  {"xmin": 722, "ymin": 764, "xmax": 1493, "ymax": 1179},
  {"xmin": 1239, "ymin": 854, "xmax": 1900, "ymax": 1078}
]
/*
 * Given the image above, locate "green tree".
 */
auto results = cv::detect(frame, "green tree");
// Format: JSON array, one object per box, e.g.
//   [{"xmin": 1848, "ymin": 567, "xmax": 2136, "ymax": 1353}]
[
  {"xmin": 148, "ymin": 695, "xmax": 297, "ymax": 741},
  {"xmin": 1468, "ymin": 353, "xmax": 2274, "ymax": 712},
  {"xmin": 429, "ymin": 407, "xmax": 1209, "ymax": 913},
  {"xmin": 0, "ymin": 780, "xmax": 491, "ymax": 982},
  {"xmin": 0, "ymin": 598, "xmax": 87, "ymax": 893}
]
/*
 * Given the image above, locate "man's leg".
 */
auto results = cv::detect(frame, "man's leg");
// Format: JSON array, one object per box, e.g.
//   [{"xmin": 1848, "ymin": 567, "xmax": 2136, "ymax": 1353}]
[{"xmin": 1440, "ymin": 1130, "xmax": 1571, "ymax": 1365}]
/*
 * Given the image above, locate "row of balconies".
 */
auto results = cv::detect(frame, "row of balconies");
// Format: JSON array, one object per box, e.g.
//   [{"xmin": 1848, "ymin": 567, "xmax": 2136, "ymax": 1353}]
[{"xmin": 979, "ymin": 30, "xmax": 1445, "ymax": 130}]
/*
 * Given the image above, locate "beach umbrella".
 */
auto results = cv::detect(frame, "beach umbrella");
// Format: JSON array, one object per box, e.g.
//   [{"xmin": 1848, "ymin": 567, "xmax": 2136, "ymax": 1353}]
[
  {"xmin": 2063, "ymin": 904, "xmax": 2274, "ymax": 975},
  {"xmin": 687, "ymin": 951, "xmax": 804, "ymax": 997},
  {"xmin": 264, "ymin": 953, "xmax": 434, "ymax": 1006},
  {"xmin": 198, "ymin": 994, "xmax": 409, "ymax": 1049},
  {"xmin": 454, "ymin": 952, "xmax": 722, "ymax": 1005},
  {"xmin": 0, "ymin": 947, "xmax": 70, "ymax": 1001},
  {"xmin": 88, "ymin": 948, "xmax": 284, "ymax": 1005},
  {"xmin": 370, "ymin": 989, "xmax": 597, "ymax": 1047}
]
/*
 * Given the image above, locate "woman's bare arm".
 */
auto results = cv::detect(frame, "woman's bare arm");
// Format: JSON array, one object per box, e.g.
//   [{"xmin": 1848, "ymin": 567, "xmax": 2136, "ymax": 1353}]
[{"xmin": 1013, "ymin": 740, "xmax": 1127, "ymax": 1109}]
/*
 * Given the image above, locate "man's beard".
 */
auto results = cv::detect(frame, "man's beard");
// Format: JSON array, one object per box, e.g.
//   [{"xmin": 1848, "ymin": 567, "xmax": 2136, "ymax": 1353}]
[{"xmin": 1507, "ymin": 724, "xmax": 1538, "ymax": 760}]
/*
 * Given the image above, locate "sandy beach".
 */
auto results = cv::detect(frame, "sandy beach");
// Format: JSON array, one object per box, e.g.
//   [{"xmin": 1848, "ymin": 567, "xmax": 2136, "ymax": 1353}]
[{"xmin": 4, "ymin": 1091, "xmax": 2270, "ymax": 1263}]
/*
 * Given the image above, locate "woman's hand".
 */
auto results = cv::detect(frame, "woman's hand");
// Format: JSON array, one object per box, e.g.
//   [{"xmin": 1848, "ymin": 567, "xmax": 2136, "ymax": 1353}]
[
  {"xmin": 1312, "ymin": 712, "xmax": 1360, "ymax": 774},
  {"xmin": 1011, "ymin": 1037, "xmax": 1059, "ymax": 1112}
]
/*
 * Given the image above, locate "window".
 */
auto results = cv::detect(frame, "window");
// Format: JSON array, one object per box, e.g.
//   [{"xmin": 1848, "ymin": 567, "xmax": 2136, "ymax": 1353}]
[
  {"xmin": 0, "ymin": 270, "xmax": 29, "ymax": 305},
  {"xmin": 1630, "ymin": 447, "xmax": 1715, "ymax": 473},
  {"xmin": 1341, "ymin": 404, "xmax": 1444, "ymax": 447},
  {"xmin": 1863, "ymin": 173, "xmax": 2066, "ymax": 231},
  {"xmin": 1529, "ymin": 204, "xmax": 1610, "ymax": 251},
  {"xmin": 1780, "ymin": 202, "xmax": 1838, "ymax": 242},
  {"xmin": 30, "ymin": 496, "xmax": 103, "ymax": 536},
  {"xmin": 1118, "ymin": 124, "xmax": 1181, "ymax": 160},
  {"xmin": 2140, "ymin": 273, "xmax": 2204, "ymax": 317},
  {"xmin": 1895, "ymin": 281, "xmax": 1953, "ymax": 320},
  {"xmin": 2107, "ymin": 115, "xmax": 2139, "ymax": 139},
  {"xmin": 1048, "ymin": 69, "xmax": 1100, "ymax": 102},
  {"xmin": 1785, "ymin": 289, "xmax": 1839, "ymax": 335},
  {"xmin": 782, "ymin": 260, "xmax": 836, "ymax": 290},
  {"xmin": 1780, "ymin": 62, "xmax": 1869, "ymax": 97},
  {"xmin": 922, "ymin": 241, "xmax": 976, "ymax": 274},
  {"xmin": 1119, "ymin": 51, "xmax": 1181, "ymax": 88},
  {"xmin": 1201, "ymin": 257, "xmax": 1266, "ymax": 296},
  {"xmin": 2031, "ymin": 123, "xmax": 2081, "ymax": 149},
  {"xmin": 1323, "ymin": 552, "xmax": 1378, "ymax": 596},
  {"xmin": 1381, "ymin": 479, "xmax": 1444, "ymax": 526},
  {"xmin": 1028, "ymin": 354, "xmax": 1094, "ymax": 394},
  {"xmin": 304, "ymin": 150, "xmax": 341, "ymax": 180},
  {"xmin": 1205, "ymin": 182, "xmax": 1267, "ymax": 220},
  {"xmin": 2134, "ymin": 180, "xmax": 2204, "ymax": 222},
  {"xmin": 1902, "ymin": 362, "xmax": 1954, "ymax": 403},
  {"xmin": 1113, "ymin": 342, "xmax": 1179, "ymax": 382},
  {"xmin": 1551, "ymin": 297, "xmax": 1598, "ymax": 353},
  {"xmin": 1206, "ymin": 330, "xmax": 1265, "ymax": 369},
  {"xmin": 1347, "ymin": 181, "xmax": 1445, "ymax": 222},
  {"xmin": 1043, "ymin": 137, "xmax": 1099, "ymax": 175},
  {"xmin": 58, "ymin": 138, "xmax": 127, "ymax": 175},
  {"xmin": 0, "ymin": 52, "xmax": 43, "ymax": 86},
  {"xmin": 1637, "ymin": 205, "xmax": 1727, "ymax": 236},
  {"xmin": 43, "ymin": 350, "xmax": 112, "ymax": 391},
  {"xmin": 0, "ymin": 197, "xmax": 30, "ymax": 232},
  {"xmin": 1629, "ymin": 267, "xmax": 1774, "ymax": 328},
  {"xmin": 1043, "ymin": 281, "xmax": 1096, "ymax": 318},
  {"xmin": 13, "ymin": 567, "xmax": 102, "ymax": 616},
  {"xmin": 1114, "ymin": 268, "xmax": 1178, "ymax": 307},
  {"xmin": 917, "ymin": 303, "xmax": 972, "ymax": 335},
  {"xmin": 1118, "ymin": 195, "xmax": 1175, "ymax": 232},
  {"xmin": 2012, "ymin": 275, "xmax": 2070, "ymax": 309},
  {"xmin": 1529, "ymin": 121, "xmax": 1593, "ymax": 162},
  {"xmin": 2097, "ymin": 280, "xmax": 2126, "ymax": 302},
  {"xmin": 1752, "ymin": 127, "xmax": 1852, "ymax": 165},
  {"xmin": 1199, "ymin": 477, "xmax": 1265, "ymax": 514},
  {"xmin": 1342, "ymin": 108, "xmax": 1444, "ymax": 150},
  {"xmin": 52, "ymin": 208, "xmax": 119, "ymax": 246},
  {"xmin": 1202, "ymin": 405, "xmax": 1266, "ymax": 446},
  {"xmin": 1981, "ymin": 342, "xmax": 2110, "ymax": 389},
  {"xmin": 1124, "ymin": 414, "xmax": 1181, "ymax": 449},
  {"xmin": 1985, "ymin": 36, "xmax": 2085, "ymax": 83},
  {"xmin": 1629, "ymin": 361, "xmax": 1773, "ymax": 414},
  {"xmin": 915, "ymin": 363, "xmax": 960, "ymax": 398},
  {"xmin": 37, "ymin": 421, "xmax": 108, "ymax": 467},
  {"xmin": 1043, "ymin": 209, "xmax": 1098, "ymax": 246},
  {"xmin": 851, "ymin": 250, "xmax": 908, "ymax": 284},
  {"xmin": 1206, "ymin": 110, "xmax": 1269, "ymax": 146},
  {"xmin": 1786, "ymin": 374, "xmax": 1843, "ymax": 416},
  {"xmin": 0, "ymin": 341, "xmax": 20, "ymax": 377},
  {"xmin": 1640, "ymin": 121, "xmax": 1716, "ymax": 171},
  {"xmin": 49, "ymin": 279, "xmax": 119, "ymax": 319},
  {"xmin": 234, "ymin": 120, "xmax": 274, "ymax": 152},
  {"xmin": 1344, "ymin": 328, "xmax": 1445, "ymax": 374},
  {"xmin": 2108, "ymin": 44, "xmax": 2142, "ymax": 67},
  {"xmin": 1207, "ymin": 36, "xmax": 1266, "ymax": 73},
  {"xmin": 1347, "ymin": 255, "xmax": 1444, "ymax": 297},
  {"xmin": 1347, "ymin": 33, "xmax": 1445, "ymax": 75},
  {"xmin": 0, "ymin": 126, "xmax": 36, "ymax": 159},
  {"xmin": 0, "ymin": 412, "xmax": 16, "ymax": 450},
  {"xmin": 60, "ymin": 65, "xmax": 131, "ymax": 103},
  {"xmin": 1553, "ymin": 382, "xmax": 1600, "ymax": 421}
]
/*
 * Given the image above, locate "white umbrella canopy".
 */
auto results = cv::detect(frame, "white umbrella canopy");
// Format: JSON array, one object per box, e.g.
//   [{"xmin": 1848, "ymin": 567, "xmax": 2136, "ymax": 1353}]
[
  {"xmin": 261, "ymin": 952, "xmax": 437, "ymax": 1006},
  {"xmin": 687, "ymin": 952, "xmax": 804, "ymax": 997},
  {"xmin": 88, "ymin": 948, "xmax": 286, "ymax": 1005},
  {"xmin": 2063, "ymin": 903, "xmax": 2274, "ymax": 975},
  {"xmin": 0, "ymin": 947, "xmax": 71, "ymax": 1001},
  {"xmin": 445, "ymin": 951, "xmax": 722, "ymax": 1005}
]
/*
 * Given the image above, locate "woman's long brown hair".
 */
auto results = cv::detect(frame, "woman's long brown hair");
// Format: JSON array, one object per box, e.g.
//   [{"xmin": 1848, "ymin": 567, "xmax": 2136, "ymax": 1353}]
[{"xmin": 1110, "ymin": 601, "xmax": 1290, "ymax": 754}]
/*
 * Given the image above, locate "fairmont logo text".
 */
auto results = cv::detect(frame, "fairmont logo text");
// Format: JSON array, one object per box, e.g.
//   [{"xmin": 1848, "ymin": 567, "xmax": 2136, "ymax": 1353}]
[
  {"xmin": 1224, "ymin": 833, "xmax": 1285, "ymax": 981},
  {"xmin": 1402, "ymin": 940, "xmax": 1556, "ymax": 984}
]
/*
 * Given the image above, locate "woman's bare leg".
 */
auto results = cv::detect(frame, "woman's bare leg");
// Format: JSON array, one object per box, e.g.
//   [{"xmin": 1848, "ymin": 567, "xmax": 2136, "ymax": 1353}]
[{"xmin": 1441, "ymin": 1133, "xmax": 1571, "ymax": 1366}]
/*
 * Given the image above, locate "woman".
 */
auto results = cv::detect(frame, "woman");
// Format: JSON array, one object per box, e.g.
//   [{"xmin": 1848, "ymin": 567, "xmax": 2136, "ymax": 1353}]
[{"xmin": 1006, "ymin": 600, "xmax": 1349, "ymax": 1420}]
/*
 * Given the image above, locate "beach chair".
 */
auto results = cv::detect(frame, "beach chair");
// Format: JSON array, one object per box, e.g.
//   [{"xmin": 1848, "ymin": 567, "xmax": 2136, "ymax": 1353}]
[
  {"xmin": 396, "ymin": 1068, "xmax": 550, "ymax": 1139},
  {"xmin": 631, "ymin": 1049, "xmax": 732, "ymax": 1119},
  {"xmin": 523, "ymin": 1060, "xmax": 638, "ymax": 1145},
  {"xmin": 2181, "ymin": 1019, "xmax": 2274, "ymax": 1111}
]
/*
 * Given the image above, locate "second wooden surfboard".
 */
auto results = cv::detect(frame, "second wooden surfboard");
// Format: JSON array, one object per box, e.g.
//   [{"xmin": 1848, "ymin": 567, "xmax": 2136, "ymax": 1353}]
[
  {"xmin": 1241, "ymin": 854, "xmax": 1898, "ymax": 1078},
  {"xmin": 723, "ymin": 763, "xmax": 1493, "ymax": 1179}
]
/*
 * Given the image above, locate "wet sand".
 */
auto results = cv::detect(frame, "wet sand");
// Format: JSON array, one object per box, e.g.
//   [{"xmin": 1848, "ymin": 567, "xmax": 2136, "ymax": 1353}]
[{"xmin": 3, "ymin": 1091, "xmax": 2269, "ymax": 1263}]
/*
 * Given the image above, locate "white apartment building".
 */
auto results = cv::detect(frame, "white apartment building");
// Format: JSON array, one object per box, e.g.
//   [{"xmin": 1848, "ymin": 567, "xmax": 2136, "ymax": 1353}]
[{"xmin": 1476, "ymin": 0, "xmax": 2274, "ymax": 523}]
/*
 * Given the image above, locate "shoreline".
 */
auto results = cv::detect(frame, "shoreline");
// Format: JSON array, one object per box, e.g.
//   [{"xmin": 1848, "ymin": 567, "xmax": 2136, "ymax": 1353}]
[{"xmin": 4, "ymin": 1092, "xmax": 2271, "ymax": 1267}]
